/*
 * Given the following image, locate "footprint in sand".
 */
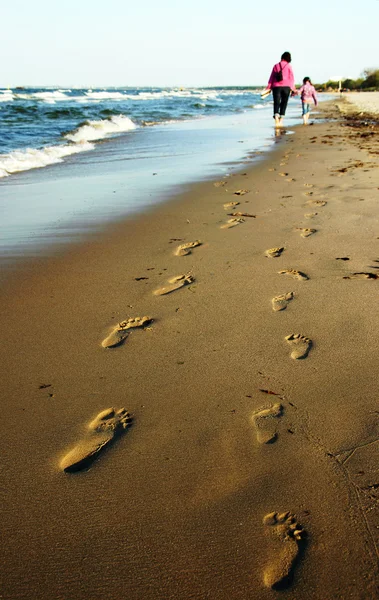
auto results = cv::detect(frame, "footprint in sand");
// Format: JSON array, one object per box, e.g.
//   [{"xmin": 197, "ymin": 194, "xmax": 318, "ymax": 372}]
[
  {"xmin": 228, "ymin": 211, "xmax": 256, "ymax": 218},
  {"xmin": 153, "ymin": 273, "xmax": 194, "ymax": 295},
  {"xmin": 233, "ymin": 189, "xmax": 250, "ymax": 196},
  {"xmin": 214, "ymin": 180, "xmax": 227, "ymax": 187},
  {"xmin": 220, "ymin": 217, "xmax": 245, "ymax": 229},
  {"xmin": 102, "ymin": 316, "xmax": 153, "ymax": 348},
  {"xmin": 175, "ymin": 241, "xmax": 202, "ymax": 256},
  {"xmin": 296, "ymin": 228, "xmax": 316, "ymax": 238},
  {"xmin": 343, "ymin": 272, "xmax": 378, "ymax": 280},
  {"xmin": 266, "ymin": 247, "xmax": 284, "ymax": 258},
  {"xmin": 263, "ymin": 511, "xmax": 305, "ymax": 589},
  {"xmin": 304, "ymin": 212, "xmax": 318, "ymax": 219},
  {"xmin": 252, "ymin": 403, "xmax": 283, "ymax": 444},
  {"xmin": 279, "ymin": 172, "xmax": 289, "ymax": 177},
  {"xmin": 308, "ymin": 200, "xmax": 327, "ymax": 207},
  {"xmin": 272, "ymin": 292, "xmax": 294, "ymax": 311},
  {"xmin": 224, "ymin": 201, "xmax": 240, "ymax": 210},
  {"xmin": 304, "ymin": 183, "xmax": 314, "ymax": 188},
  {"xmin": 60, "ymin": 408, "xmax": 132, "ymax": 473},
  {"xmin": 285, "ymin": 333, "xmax": 312, "ymax": 359},
  {"xmin": 279, "ymin": 269, "xmax": 309, "ymax": 281}
]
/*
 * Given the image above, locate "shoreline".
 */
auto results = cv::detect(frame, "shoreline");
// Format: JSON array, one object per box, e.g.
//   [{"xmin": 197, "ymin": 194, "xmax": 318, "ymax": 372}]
[
  {"xmin": 0, "ymin": 107, "xmax": 279, "ymax": 263},
  {"xmin": 1, "ymin": 100, "xmax": 379, "ymax": 599}
]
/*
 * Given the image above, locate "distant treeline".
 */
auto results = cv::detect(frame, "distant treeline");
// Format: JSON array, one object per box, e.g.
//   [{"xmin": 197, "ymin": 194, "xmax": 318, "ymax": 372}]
[{"xmin": 317, "ymin": 68, "xmax": 379, "ymax": 91}]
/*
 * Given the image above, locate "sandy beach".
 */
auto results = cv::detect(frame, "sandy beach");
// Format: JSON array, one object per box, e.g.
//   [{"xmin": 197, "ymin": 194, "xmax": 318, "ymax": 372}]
[
  {"xmin": 1, "ymin": 98, "xmax": 379, "ymax": 599},
  {"xmin": 345, "ymin": 91, "xmax": 379, "ymax": 114}
]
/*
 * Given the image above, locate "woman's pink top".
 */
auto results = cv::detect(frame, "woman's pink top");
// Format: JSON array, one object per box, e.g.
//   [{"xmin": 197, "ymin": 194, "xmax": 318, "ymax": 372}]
[
  {"xmin": 267, "ymin": 61, "xmax": 295, "ymax": 90},
  {"xmin": 299, "ymin": 83, "xmax": 318, "ymax": 105}
]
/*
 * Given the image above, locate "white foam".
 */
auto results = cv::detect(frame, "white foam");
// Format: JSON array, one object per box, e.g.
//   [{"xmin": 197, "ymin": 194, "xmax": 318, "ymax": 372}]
[
  {"xmin": 32, "ymin": 91, "xmax": 70, "ymax": 101},
  {"xmin": 0, "ymin": 91, "xmax": 14, "ymax": 102},
  {"xmin": 65, "ymin": 115, "xmax": 137, "ymax": 143},
  {"xmin": 85, "ymin": 91, "xmax": 126, "ymax": 100},
  {"xmin": 0, "ymin": 142, "xmax": 94, "ymax": 178}
]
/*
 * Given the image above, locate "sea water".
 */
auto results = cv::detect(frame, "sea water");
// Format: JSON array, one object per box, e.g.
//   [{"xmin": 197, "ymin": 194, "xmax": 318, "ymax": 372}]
[{"xmin": 0, "ymin": 87, "xmax": 306, "ymax": 261}]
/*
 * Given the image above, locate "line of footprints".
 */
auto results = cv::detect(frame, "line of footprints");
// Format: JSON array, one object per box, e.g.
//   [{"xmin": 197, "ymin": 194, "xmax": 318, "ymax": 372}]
[
  {"xmin": 250, "ymin": 171, "xmax": 322, "ymax": 587},
  {"xmin": 59, "ymin": 167, "xmax": 325, "ymax": 590}
]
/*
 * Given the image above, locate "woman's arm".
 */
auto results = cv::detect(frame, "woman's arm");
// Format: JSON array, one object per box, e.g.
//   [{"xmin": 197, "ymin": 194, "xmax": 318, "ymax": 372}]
[{"xmin": 267, "ymin": 66, "xmax": 276, "ymax": 90}]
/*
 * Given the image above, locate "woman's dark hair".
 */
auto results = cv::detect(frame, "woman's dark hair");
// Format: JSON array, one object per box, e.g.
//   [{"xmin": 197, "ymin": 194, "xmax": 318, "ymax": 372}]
[
  {"xmin": 281, "ymin": 52, "xmax": 291, "ymax": 62},
  {"xmin": 303, "ymin": 77, "xmax": 311, "ymax": 84}
]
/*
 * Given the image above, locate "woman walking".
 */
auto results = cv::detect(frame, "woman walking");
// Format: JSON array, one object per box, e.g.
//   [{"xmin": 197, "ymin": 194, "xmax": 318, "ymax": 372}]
[{"xmin": 266, "ymin": 52, "xmax": 296, "ymax": 128}]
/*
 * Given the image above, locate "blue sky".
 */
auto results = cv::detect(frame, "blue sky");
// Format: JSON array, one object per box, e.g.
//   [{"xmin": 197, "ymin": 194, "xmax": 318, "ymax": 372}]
[{"xmin": 2, "ymin": 0, "xmax": 378, "ymax": 87}]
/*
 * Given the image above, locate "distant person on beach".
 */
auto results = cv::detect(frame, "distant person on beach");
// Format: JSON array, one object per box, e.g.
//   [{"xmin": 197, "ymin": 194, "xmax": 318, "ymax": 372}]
[
  {"xmin": 299, "ymin": 77, "xmax": 318, "ymax": 125},
  {"xmin": 266, "ymin": 52, "xmax": 296, "ymax": 128}
]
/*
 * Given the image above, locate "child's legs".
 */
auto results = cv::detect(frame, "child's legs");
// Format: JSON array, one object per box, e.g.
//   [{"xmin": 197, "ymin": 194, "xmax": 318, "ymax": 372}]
[{"xmin": 302, "ymin": 102, "xmax": 311, "ymax": 116}]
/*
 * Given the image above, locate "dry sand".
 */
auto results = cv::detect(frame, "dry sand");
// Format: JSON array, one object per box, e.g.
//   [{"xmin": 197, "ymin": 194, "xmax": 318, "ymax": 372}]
[
  {"xmin": 345, "ymin": 91, "xmax": 379, "ymax": 115},
  {"xmin": 1, "ymin": 99, "xmax": 379, "ymax": 599}
]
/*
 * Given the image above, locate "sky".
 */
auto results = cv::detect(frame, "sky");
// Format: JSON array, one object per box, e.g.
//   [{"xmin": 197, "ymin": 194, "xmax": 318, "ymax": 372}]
[{"xmin": 1, "ymin": 0, "xmax": 378, "ymax": 87}]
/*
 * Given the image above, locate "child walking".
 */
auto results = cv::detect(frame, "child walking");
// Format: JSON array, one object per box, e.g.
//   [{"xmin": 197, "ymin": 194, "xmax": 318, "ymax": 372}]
[{"xmin": 299, "ymin": 77, "xmax": 318, "ymax": 124}]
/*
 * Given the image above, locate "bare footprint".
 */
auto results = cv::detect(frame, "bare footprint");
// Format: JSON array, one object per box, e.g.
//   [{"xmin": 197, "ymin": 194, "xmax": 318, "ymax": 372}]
[
  {"xmin": 266, "ymin": 247, "xmax": 284, "ymax": 258},
  {"xmin": 343, "ymin": 272, "xmax": 378, "ymax": 280},
  {"xmin": 153, "ymin": 273, "xmax": 194, "ymax": 295},
  {"xmin": 214, "ymin": 180, "xmax": 227, "ymax": 187},
  {"xmin": 296, "ymin": 228, "xmax": 316, "ymax": 238},
  {"xmin": 263, "ymin": 511, "xmax": 305, "ymax": 589},
  {"xmin": 102, "ymin": 316, "xmax": 153, "ymax": 348},
  {"xmin": 304, "ymin": 183, "xmax": 314, "ymax": 188},
  {"xmin": 308, "ymin": 200, "xmax": 327, "ymax": 207},
  {"xmin": 272, "ymin": 292, "xmax": 294, "ymax": 311},
  {"xmin": 279, "ymin": 269, "xmax": 309, "ymax": 281},
  {"xmin": 224, "ymin": 201, "xmax": 240, "ymax": 210},
  {"xmin": 228, "ymin": 211, "xmax": 256, "ymax": 218},
  {"xmin": 233, "ymin": 189, "xmax": 250, "ymax": 196},
  {"xmin": 252, "ymin": 403, "xmax": 283, "ymax": 444},
  {"xmin": 175, "ymin": 241, "xmax": 202, "ymax": 256},
  {"xmin": 285, "ymin": 333, "xmax": 312, "ymax": 359},
  {"xmin": 220, "ymin": 217, "xmax": 245, "ymax": 229},
  {"xmin": 304, "ymin": 212, "xmax": 318, "ymax": 218},
  {"xmin": 60, "ymin": 408, "xmax": 132, "ymax": 473}
]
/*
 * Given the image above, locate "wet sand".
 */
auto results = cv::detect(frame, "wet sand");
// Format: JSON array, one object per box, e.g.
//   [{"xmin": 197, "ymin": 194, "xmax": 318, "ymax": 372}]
[{"xmin": 1, "ymin": 100, "xmax": 379, "ymax": 599}]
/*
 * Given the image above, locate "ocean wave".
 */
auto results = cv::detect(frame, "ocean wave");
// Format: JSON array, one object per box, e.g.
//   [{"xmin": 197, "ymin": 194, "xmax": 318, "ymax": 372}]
[
  {"xmin": 85, "ymin": 91, "xmax": 127, "ymax": 100},
  {"xmin": 124, "ymin": 89, "xmax": 223, "ymax": 101},
  {"xmin": 65, "ymin": 115, "xmax": 137, "ymax": 143},
  {"xmin": 0, "ymin": 142, "xmax": 94, "ymax": 178},
  {"xmin": 0, "ymin": 91, "xmax": 14, "ymax": 102},
  {"xmin": 32, "ymin": 91, "xmax": 70, "ymax": 101}
]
